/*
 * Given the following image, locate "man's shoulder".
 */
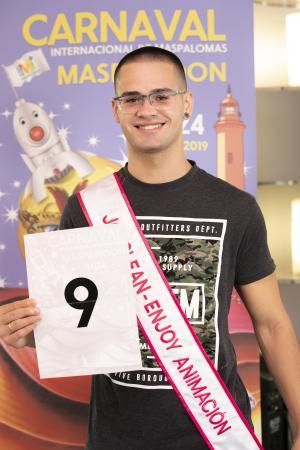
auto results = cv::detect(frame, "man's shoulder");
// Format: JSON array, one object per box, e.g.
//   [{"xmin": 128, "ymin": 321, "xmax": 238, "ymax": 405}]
[
  {"xmin": 59, "ymin": 173, "xmax": 118, "ymax": 229},
  {"xmin": 59, "ymin": 192, "xmax": 88, "ymax": 229},
  {"xmin": 194, "ymin": 167, "xmax": 256, "ymax": 207}
]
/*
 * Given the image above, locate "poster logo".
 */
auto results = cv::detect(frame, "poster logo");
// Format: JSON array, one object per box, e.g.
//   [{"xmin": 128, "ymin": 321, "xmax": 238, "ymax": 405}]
[{"xmin": 3, "ymin": 49, "xmax": 50, "ymax": 87}]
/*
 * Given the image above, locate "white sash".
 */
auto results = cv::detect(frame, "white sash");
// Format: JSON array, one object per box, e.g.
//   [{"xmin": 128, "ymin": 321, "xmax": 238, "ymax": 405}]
[{"xmin": 77, "ymin": 173, "xmax": 263, "ymax": 450}]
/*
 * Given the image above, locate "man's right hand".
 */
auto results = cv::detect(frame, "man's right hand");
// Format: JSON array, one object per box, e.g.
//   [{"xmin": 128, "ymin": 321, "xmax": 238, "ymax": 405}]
[{"xmin": 0, "ymin": 298, "xmax": 41, "ymax": 348}]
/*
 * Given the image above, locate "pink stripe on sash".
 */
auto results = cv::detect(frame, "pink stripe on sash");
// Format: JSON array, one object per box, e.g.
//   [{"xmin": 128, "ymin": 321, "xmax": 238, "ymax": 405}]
[
  {"xmin": 113, "ymin": 172, "xmax": 262, "ymax": 449},
  {"xmin": 77, "ymin": 191, "xmax": 93, "ymax": 226}
]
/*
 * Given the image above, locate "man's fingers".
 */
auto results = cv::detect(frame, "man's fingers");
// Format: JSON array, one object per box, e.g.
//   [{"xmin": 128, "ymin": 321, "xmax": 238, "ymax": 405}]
[
  {"xmin": 3, "ymin": 323, "xmax": 38, "ymax": 348},
  {"xmin": 2, "ymin": 316, "xmax": 40, "ymax": 344},
  {"xmin": 0, "ymin": 298, "xmax": 39, "ymax": 330},
  {"xmin": 0, "ymin": 298, "xmax": 37, "ymax": 315},
  {"xmin": 0, "ymin": 298, "xmax": 40, "ymax": 348},
  {"xmin": 5, "ymin": 305, "xmax": 40, "ymax": 323}
]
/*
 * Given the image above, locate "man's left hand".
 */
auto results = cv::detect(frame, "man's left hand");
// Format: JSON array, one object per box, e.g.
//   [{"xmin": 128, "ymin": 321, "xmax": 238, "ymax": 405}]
[{"xmin": 292, "ymin": 433, "xmax": 300, "ymax": 450}]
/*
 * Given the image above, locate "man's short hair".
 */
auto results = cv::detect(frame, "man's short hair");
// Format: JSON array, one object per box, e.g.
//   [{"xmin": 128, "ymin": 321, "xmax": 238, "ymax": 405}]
[{"xmin": 114, "ymin": 46, "xmax": 187, "ymax": 93}]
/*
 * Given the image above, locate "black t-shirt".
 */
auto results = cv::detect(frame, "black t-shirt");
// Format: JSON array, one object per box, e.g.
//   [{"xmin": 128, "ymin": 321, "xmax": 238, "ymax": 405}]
[{"xmin": 60, "ymin": 161, "xmax": 275, "ymax": 450}]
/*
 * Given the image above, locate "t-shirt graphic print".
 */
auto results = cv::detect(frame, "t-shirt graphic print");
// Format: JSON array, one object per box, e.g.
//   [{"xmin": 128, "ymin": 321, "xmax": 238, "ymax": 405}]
[{"xmin": 109, "ymin": 215, "xmax": 227, "ymax": 389}]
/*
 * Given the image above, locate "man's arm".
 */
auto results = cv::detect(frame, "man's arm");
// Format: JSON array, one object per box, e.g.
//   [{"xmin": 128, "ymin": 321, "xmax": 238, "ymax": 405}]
[{"xmin": 237, "ymin": 272, "xmax": 300, "ymax": 449}]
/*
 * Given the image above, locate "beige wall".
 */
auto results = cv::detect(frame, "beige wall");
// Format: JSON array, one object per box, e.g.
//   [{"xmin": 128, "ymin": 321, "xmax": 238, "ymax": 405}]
[
  {"xmin": 258, "ymin": 184, "xmax": 300, "ymax": 279},
  {"xmin": 256, "ymin": 85, "xmax": 300, "ymax": 337},
  {"xmin": 256, "ymin": 89, "xmax": 300, "ymax": 183},
  {"xmin": 254, "ymin": 4, "xmax": 289, "ymax": 87},
  {"xmin": 258, "ymin": 184, "xmax": 300, "ymax": 336}
]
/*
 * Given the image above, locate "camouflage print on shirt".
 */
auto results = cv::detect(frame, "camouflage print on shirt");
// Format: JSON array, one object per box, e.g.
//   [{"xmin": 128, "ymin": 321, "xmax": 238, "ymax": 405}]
[{"xmin": 110, "ymin": 217, "xmax": 226, "ymax": 388}]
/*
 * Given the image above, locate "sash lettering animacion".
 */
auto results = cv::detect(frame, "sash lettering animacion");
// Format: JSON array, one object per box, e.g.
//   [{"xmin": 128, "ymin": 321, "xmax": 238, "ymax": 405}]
[{"xmin": 129, "ymin": 246, "xmax": 230, "ymax": 436}]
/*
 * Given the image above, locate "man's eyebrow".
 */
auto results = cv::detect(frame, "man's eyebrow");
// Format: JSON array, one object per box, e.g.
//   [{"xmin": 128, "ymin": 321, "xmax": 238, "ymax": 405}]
[
  {"xmin": 118, "ymin": 91, "xmax": 141, "ymax": 97},
  {"xmin": 118, "ymin": 88, "xmax": 174, "ymax": 97}
]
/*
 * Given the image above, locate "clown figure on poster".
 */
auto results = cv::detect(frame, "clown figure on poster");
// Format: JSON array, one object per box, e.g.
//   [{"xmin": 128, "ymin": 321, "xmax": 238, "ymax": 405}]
[{"xmin": 13, "ymin": 99, "xmax": 94, "ymax": 203}]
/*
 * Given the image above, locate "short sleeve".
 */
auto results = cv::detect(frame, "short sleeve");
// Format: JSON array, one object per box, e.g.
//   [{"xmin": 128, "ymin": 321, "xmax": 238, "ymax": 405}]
[
  {"xmin": 59, "ymin": 199, "xmax": 74, "ymax": 230},
  {"xmin": 59, "ymin": 194, "xmax": 89, "ymax": 231},
  {"xmin": 235, "ymin": 200, "xmax": 276, "ymax": 285}
]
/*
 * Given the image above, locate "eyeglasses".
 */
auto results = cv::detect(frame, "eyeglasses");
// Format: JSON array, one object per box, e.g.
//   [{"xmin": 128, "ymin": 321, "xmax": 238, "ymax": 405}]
[{"xmin": 113, "ymin": 89, "xmax": 187, "ymax": 114}]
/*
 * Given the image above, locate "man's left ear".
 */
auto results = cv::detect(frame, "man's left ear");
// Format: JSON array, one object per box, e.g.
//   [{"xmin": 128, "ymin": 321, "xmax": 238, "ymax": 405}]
[{"xmin": 184, "ymin": 91, "xmax": 194, "ymax": 119}]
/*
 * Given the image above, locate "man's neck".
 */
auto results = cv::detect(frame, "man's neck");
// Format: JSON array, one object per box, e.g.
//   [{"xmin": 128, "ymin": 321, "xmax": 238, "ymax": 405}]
[{"xmin": 127, "ymin": 151, "xmax": 192, "ymax": 184}]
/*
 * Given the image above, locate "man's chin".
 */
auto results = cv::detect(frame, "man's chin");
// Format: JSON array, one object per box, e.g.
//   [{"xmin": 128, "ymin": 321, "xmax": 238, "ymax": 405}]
[{"xmin": 131, "ymin": 144, "xmax": 167, "ymax": 155}]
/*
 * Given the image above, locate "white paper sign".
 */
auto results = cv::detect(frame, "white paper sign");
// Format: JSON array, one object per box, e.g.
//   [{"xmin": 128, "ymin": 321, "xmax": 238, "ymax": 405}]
[{"xmin": 24, "ymin": 226, "xmax": 142, "ymax": 378}]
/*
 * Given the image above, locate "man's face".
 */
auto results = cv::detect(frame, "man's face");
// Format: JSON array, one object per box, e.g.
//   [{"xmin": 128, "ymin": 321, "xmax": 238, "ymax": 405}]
[{"xmin": 112, "ymin": 60, "xmax": 193, "ymax": 155}]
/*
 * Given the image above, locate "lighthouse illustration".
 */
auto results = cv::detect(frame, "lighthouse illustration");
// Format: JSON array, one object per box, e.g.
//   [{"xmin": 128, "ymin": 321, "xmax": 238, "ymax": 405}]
[{"xmin": 215, "ymin": 86, "xmax": 246, "ymax": 190}]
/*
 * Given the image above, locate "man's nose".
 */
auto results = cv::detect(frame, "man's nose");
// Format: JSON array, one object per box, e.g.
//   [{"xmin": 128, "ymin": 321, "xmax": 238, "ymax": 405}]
[{"xmin": 136, "ymin": 96, "xmax": 157, "ymax": 116}]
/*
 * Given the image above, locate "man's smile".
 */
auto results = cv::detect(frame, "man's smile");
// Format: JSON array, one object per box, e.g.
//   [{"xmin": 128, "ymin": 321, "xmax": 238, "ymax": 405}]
[{"xmin": 134, "ymin": 123, "xmax": 166, "ymax": 130}]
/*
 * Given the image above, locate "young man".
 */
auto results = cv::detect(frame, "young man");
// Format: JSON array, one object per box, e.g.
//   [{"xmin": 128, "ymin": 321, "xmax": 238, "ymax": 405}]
[{"xmin": 0, "ymin": 47, "xmax": 299, "ymax": 450}]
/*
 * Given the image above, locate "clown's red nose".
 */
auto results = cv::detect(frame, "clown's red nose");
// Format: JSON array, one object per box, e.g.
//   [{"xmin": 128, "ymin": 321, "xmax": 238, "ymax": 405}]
[{"xmin": 30, "ymin": 126, "xmax": 44, "ymax": 141}]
